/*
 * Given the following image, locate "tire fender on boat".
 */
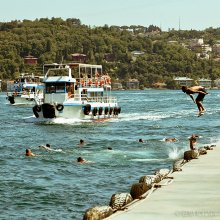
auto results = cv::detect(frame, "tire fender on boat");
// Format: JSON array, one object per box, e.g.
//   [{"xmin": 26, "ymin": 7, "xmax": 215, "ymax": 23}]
[
  {"xmin": 109, "ymin": 107, "xmax": 113, "ymax": 115},
  {"xmin": 104, "ymin": 107, "xmax": 109, "ymax": 115},
  {"xmin": 92, "ymin": 107, "xmax": 98, "ymax": 116},
  {"xmin": 118, "ymin": 107, "xmax": 121, "ymax": 114},
  {"xmin": 113, "ymin": 107, "xmax": 118, "ymax": 115},
  {"xmin": 56, "ymin": 104, "xmax": 64, "ymax": 112},
  {"xmin": 33, "ymin": 105, "xmax": 41, "ymax": 118},
  {"xmin": 98, "ymin": 107, "xmax": 103, "ymax": 115},
  {"xmin": 8, "ymin": 96, "xmax": 15, "ymax": 104},
  {"xmin": 83, "ymin": 104, "xmax": 91, "ymax": 115}
]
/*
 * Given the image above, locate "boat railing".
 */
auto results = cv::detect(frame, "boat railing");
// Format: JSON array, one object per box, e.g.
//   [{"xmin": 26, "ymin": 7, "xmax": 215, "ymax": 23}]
[
  {"xmin": 66, "ymin": 94, "xmax": 117, "ymax": 103},
  {"xmin": 7, "ymin": 91, "xmax": 36, "ymax": 97},
  {"xmin": 76, "ymin": 77, "xmax": 111, "ymax": 88}
]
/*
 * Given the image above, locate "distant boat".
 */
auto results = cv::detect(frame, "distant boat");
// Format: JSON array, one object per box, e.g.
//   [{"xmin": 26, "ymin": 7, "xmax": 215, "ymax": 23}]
[
  {"xmin": 32, "ymin": 63, "xmax": 121, "ymax": 120},
  {"xmin": 6, "ymin": 73, "xmax": 44, "ymax": 105}
]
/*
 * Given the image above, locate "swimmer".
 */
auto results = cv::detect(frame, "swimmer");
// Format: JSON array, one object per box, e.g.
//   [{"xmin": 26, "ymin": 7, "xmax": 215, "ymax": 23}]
[
  {"xmin": 165, "ymin": 138, "xmax": 177, "ymax": 142},
  {"xmin": 138, "ymin": 139, "xmax": 144, "ymax": 143},
  {"xmin": 38, "ymin": 144, "xmax": 63, "ymax": 152},
  {"xmin": 77, "ymin": 157, "xmax": 87, "ymax": 164},
  {"xmin": 77, "ymin": 139, "xmax": 85, "ymax": 146},
  {"xmin": 38, "ymin": 144, "xmax": 51, "ymax": 150},
  {"xmin": 189, "ymin": 134, "xmax": 198, "ymax": 150},
  {"xmin": 25, "ymin": 149, "xmax": 35, "ymax": 157}
]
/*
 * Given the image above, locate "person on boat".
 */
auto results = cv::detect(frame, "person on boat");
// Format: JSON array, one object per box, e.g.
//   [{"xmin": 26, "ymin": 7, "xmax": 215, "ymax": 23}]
[
  {"xmin": 25, "ymin": 149, "xmax": 35, "ymax": 157},
  {"xmin": 182, "ymin": 86, "xmax": 208, "ymax": 116}
]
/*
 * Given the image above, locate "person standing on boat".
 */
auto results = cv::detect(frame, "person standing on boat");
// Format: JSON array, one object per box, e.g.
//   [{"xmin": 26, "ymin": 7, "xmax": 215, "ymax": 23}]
[{"xmin": 181, "ymin": 86, "xmax": 208, "ymax": 116}]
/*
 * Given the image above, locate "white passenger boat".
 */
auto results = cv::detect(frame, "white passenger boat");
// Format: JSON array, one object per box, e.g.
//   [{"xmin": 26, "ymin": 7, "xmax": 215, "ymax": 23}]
[
  {"xmin": 6, "ymin": 73, "xmax": 44, "ymax": 105},
  {"xmin": 32, "ymin": 63, "xmax": 121, "ymax": 119}
]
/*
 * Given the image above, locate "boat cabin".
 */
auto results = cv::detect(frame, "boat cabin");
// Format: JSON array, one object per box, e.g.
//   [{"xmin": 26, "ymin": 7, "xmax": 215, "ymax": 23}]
[{"xmin": 43, "ymin": 63, "xmax": 113, "ymax": 104}]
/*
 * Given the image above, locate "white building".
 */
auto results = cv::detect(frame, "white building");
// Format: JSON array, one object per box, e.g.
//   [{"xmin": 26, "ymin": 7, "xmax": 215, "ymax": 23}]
[
  {"xmin": 212, "ymin": 44, "xmax": 220, "ymax": 54},
  {"xmin": 190, "ymin": 38, "xmax": 204, "ymax": 47},
  {"xmin": 174, "ymin": 77, "xmax": 193, "ymax": 87},
  {"xmin": 198, "ymin": 79, "xmax": 212, "ymax": 88}
]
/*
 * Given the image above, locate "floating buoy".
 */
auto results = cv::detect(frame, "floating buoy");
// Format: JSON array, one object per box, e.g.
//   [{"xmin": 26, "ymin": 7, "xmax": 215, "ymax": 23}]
[
  {"xmin": 109, "ymin": 193, "xmax": 133, "ymax": 211},
  {"xmin": 139, "ymin": 174, "xmax": 161, "ymax": 186},
  {"xmin": 83, "ymin": 206, "xmax": 113, "ymax": 220},
  {"xmin": 130, "ymin": 182, "xmax": 150, "ymax": 200},
  {"xmin": 183, "ymin": 149, "xmax": 199, "ymax": 162},
  {"xmin": 173, "ymin": 159, "xmax": 184, "ymax": 172}
]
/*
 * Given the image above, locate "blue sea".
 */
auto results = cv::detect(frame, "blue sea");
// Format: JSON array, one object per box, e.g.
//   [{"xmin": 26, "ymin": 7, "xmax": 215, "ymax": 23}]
[{"xmin": 0, "ymin": 89, "xmax": 219, "ymax": 219}]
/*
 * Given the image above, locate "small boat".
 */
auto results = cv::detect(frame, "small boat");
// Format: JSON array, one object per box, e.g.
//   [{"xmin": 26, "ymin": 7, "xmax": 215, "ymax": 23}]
[
  {"xmin": 6, "ymin": 73, "xmax": 44, "ymax": 105},
  {"xmin": 32, "ymin": 63, "xmax": 121, "ymax": 120}
]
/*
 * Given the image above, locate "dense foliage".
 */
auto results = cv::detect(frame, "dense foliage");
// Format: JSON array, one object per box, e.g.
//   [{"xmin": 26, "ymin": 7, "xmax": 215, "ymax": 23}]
[{"xmin": 1, "ymin": 17, "xmax": 220, "ymax": 88}]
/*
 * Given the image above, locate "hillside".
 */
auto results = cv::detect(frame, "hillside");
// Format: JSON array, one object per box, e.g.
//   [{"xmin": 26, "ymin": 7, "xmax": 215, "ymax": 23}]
[{"xmin": 1, "ymin": 17, "xmax": 220, "ymax": 89}]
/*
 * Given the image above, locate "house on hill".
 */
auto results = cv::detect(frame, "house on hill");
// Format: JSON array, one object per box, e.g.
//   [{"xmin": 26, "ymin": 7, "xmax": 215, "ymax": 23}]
[
  {"xmin": 71, "ymin": 53, "xmax": 87, "ymax": 63},
  {"xmin": 24, "ymin": 55, "xmax": 38, "ymax": 65},
  {"xmin": 174, "ymin": 77, "xmax": 193, "ymax": 87}
]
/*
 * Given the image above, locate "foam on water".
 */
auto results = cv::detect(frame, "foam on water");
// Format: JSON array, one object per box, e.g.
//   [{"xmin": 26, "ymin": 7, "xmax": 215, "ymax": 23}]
[{"xmin": 119, "ymin": 112, "xmax": 168, "ymax": 121}]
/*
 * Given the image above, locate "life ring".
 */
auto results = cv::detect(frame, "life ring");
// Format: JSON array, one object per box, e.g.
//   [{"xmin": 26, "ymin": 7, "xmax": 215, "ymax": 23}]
[
  {"xmin": 92, "ymin": 107, "xmax": 98, "ymax": 116},
  {"xmin": 56, "ymin": 104, "xmax": 64, "ymax": 111},
  {"xmin": 104, "ymin": 107, "xmax": 109, "ymax": 115},
  {"xmin": 98, "ymin": 107, "xmax": 103, "ymax": 115},
  {"xmin": 84, "ymin": 104, "xmax": 91, "ymax": 115}
]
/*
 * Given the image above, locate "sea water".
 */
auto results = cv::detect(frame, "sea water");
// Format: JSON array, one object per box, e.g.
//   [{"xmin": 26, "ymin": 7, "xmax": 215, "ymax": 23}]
[{"xmin": 0, "ymin": 90, "xmax": 219, "ymax": 219}]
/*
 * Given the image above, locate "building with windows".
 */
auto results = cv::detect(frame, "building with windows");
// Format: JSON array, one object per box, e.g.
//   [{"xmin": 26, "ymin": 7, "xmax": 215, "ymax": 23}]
[
  {"xmin": 198, "ymin": 79, "xmax": 212, "ymax": 88},
  {"xmin": 24, "ymin": 55, "xmax": 38, "ymax": 65},
  {"xmin": 174, "ymin": 77, "xmax": 193, "ymax": 87},
  {"xmin": 126, "ymin": 79, "xmax": 139, "ymax": 89},
  {"xmin": 71, "ymin": 53, "xmax": 87, "ymax": 63}
]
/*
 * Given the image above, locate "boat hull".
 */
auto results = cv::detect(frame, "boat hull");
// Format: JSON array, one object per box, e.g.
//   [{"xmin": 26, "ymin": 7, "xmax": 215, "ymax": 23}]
[{"xmin": 33, "ymin": 102, "xmax": 121, "ymax": 120}]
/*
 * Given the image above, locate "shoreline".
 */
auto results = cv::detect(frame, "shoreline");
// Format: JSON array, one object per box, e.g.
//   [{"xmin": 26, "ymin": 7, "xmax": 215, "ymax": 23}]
[{"xmin": 106, "ymin": 142, "xmax": 220, "ymax": 220}]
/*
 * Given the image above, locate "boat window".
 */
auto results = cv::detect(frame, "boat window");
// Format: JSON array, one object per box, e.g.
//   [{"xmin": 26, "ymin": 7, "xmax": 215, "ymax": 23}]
[
  {"xmin": 87, "ymin": 91, "xmax": 103, "ymax": 97},
  {"xmin": 46, "ymin": 83, "xmax": 65, "ymax": 93}
]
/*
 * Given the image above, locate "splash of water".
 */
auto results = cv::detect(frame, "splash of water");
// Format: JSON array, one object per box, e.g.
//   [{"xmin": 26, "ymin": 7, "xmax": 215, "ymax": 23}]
[{"xmin": 168, "ymin": 146, "xmax": 184, "ymax": 160}]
